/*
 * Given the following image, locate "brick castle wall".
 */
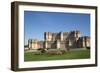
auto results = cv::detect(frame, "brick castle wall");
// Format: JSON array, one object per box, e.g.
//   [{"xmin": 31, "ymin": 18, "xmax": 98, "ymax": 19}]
[{"xmin": 27, "ymin": 30, "xmax": 90, "ymax": 50}]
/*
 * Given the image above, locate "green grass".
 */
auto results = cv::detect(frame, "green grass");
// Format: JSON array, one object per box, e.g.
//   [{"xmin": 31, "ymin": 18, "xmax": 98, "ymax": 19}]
[{"xmin": 24, "ymin": 49, "xmax": 90, "ymax": 61}]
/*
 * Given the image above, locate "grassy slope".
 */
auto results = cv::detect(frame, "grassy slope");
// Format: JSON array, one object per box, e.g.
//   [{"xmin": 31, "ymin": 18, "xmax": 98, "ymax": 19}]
[{"xmin": 24, "ymin": 49, "xmax": 90, "ymax": 61}]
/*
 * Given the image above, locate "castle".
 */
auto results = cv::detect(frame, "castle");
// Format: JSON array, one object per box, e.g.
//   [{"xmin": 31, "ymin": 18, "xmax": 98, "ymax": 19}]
[{"xmin": 26, "ymin": 30, "xmax": 90, "ymax": 50}]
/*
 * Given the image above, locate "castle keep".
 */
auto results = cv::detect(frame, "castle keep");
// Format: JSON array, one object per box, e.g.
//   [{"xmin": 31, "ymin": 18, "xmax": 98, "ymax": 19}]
[{"xmin": 27, "ymin": 30, "xmax": 90, "ymax": 50}]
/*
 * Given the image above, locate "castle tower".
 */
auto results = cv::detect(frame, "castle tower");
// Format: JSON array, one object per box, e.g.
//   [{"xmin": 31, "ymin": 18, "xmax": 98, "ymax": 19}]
[
  {"xmin": 28, "ymin": 39, "xmax": 39, "ymax": 50},
  {"xmin": 28, "ymin": 39, "xmax": 32, "ymax": 50},
  {"xmin": 44, "ymin": 32, "xmax": 48, "ymax": 41},
  {"xmin": 75, "ymin": 30, "xmax": 80, "ymax": 41},
  {"xmin": 84, "ymin": 36, "xmax": 90, "ymax": 47},
  {"xmin": 60, "ymin": 32, "xmax": 63, "ymax": 41},
  {"xmin": 56, "ymin": 40, "xmax": 60, "ymax": 49},
  {"xmin": 44, "ymin": 32, "xmax": 52, "ymax": 41},
  {"xmin": 82, "ymin": 37, "xmax": 85, "ymax": 47},
  {"xmin": 32, "ymin": 39, "xmax": 39, "ymax": 49},
  {"xmin": 44, "ymin": 41, "xmax": 48, "ymax": 48}
]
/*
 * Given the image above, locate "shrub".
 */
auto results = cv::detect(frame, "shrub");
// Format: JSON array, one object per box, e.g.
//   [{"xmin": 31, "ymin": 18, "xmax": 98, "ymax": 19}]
[
  {"xmin": 41, "ymin": 49, "xmax": 46, "ymax": 53},
  {"xmin": 46, "ymin": 49, "xmax": 62, "ymax": 55},
  {"xmin": 60, "ymin": 49, "xmax": 67, "ymax": 54},
  {"xmin": 86, "ymin": 47, "xmax": 90, "ymax": 49},
  {"xmin": 37, "ymin": 48, "xmax": 46, "ymax": 53},
  {"xmin": 37, "ymin": 48, "xmax": 42, "ymax": 50},
  {"xmin": 33, "ymin": 50, "xmax": 42, "ymax": 55}
]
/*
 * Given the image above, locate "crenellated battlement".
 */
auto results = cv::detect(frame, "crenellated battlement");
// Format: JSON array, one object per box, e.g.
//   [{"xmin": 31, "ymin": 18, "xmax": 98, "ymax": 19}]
[
  {"xmin": 27, "ymin": 30, "xmax": 90, "ymax": 50},
  {"xmin": 44, "ymin": 30, "xmax": 80, "ymax": 41}
]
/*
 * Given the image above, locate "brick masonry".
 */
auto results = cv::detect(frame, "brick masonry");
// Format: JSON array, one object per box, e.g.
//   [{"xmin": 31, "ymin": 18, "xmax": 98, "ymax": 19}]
[{"xmin": 26, "ymin": 30, "xmax": 90, "ymax": 50}]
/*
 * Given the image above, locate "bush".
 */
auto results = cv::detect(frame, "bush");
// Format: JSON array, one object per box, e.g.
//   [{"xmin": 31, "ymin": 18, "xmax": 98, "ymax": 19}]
[
  {"xmin": 86, "ymin": 47, "xmax": 90, "ymax": 49},
  {"xmin": 60, "ymin": 49, "xmax": 67, "ymax": 54},
  {"xmin": 37, "ymin": 48, "xmax": 46, "ymax": 53},
  {"xmin": 33, "ymin": 50, "xmax": 42, "ymax": 55},
  {"xmin": 41, "ymin": 49, "xmax": 46, "ymax": 53},
  {"xmin": 46, "ymin": 49, "xmax": 62, "ymax": 55},
  {"xmin": 37, "ymin": 48, "xmax": 43, "ymax": 50}
]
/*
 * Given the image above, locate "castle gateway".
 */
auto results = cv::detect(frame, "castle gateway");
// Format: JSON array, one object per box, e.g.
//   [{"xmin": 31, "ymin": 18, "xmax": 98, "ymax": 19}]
[{"xmin": 27, "ymin": 30, "xmax": 90, "ymax": 50}]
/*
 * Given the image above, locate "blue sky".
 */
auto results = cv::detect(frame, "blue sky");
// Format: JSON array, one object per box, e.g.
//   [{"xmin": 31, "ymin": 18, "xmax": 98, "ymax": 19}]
[{"xmin": 24, "ymin": 11, "xmax": 90, "ymax": 45}]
